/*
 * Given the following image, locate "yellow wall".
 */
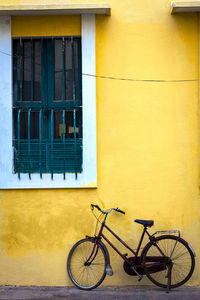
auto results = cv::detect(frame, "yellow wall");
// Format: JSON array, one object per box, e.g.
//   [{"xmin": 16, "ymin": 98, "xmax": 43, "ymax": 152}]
[
  {"xmin": 0, "ymin": 0, "xmax": 200, "ymax": 286},
  {"xmin": 12, "ymin": 15, "xmax": 81, "ymax": 37}
]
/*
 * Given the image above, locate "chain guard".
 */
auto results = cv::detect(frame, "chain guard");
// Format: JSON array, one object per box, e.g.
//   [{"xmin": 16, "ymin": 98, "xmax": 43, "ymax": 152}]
[
  {"xmin": 123, "ymin": 256, "xmax": 168, "ymax": 276},
  {"xmin": 123, "ymin": 257, "xmax": 145, "ymax": 276}
]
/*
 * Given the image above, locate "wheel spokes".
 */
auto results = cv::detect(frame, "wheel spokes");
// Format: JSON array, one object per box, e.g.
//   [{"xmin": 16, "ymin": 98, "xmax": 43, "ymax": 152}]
[{"xmin": 69, "ymin": 240, "xmax": 106, "ymax": 288}]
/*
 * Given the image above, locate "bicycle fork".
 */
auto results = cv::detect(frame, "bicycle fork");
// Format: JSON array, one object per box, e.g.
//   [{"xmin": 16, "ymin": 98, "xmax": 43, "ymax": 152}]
[{"xmin": 85, "ymin": 237, "xmax": 114, "ymax": 276}]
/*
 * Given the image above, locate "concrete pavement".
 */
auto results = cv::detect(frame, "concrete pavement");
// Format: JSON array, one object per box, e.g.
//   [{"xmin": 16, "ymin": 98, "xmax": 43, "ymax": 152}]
[{"xmin": 0, "ymin": 286, "xmax": 199, "ymax": 300}]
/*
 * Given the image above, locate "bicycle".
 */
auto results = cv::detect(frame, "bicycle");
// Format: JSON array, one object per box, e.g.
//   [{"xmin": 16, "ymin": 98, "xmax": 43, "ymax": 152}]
[{"xmin": 67, "ymin": 204, "xmax": 195, "ymax": 292}]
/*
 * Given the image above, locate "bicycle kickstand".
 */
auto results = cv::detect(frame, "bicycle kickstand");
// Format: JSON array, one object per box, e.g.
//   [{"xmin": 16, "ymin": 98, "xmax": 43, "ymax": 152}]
[
  {"xmin": 166, "ymin": 264, "xmax": 172, "ymax": 293},
  {"xmin": 130, "ymin": 266, "xmax": 143, "ymax": 282}
]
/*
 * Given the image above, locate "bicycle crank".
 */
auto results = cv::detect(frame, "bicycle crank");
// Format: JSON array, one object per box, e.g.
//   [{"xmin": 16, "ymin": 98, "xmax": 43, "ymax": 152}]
[{"xmin": 130, "ymin": 266, "xmax": 143, "ymax": 281}]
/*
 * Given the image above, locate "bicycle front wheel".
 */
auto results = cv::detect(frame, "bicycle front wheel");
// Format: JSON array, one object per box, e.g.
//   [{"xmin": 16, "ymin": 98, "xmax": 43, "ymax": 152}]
[
  {"xmin": 142, "ymin": 235, "xmax": 195, "ymax": 289},
  {"xmin": 67, "ymin": 238, "xmax": 107, "ymax": 290}
]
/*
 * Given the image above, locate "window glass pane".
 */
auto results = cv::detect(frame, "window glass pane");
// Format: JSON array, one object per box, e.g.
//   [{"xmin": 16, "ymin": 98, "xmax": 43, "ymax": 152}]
[
  {"xmin": 30, "ymin": 112, "xmax": 41, "ymax": 139},
  {"xmin": 65, "ymin": 39, "xmax": 73, "ymax": 100},
  {"xmin": 20, "ymin": 112, "xmax": 28, "ymax": 139},
  {"xmin": 34, "ymin": 40, "xmax": 41, "ymax": 101},
  {"xmin": 74, "ymin": 39, "xmax": 80, "ymax": 101},
  {"xmin": 53, "ymin": 38, "xmax": 80, "ymax": 102},
  {"xmin": 66, "ymin": 111, "xmax": 79, "ymax": 138},
  {"xmin": 16, "ymin": 40, "xmax": 20, "ymax": 101},
  {"xmin": 12, "ymin": 40, "xmax": 19, "ymax": 103},
  {"xmin": 19, "ymin": 112, "xmax": 42, "ymax": 139},
  {"xmin": 54, "ymin": 110, "xmax": 80, "ymax": 139},
  {"xmin": 13, "ymin": 109, "xmax": 18, "ymax": 139},
  {"xmin": 15, "ymin": 40, "xmax": 23, "ymax": 102},
  {"xmin": 54, "ymin": 111, "xmax": 62, "ymax": 138},
  {"xmin": 23, "ymin": 40, "xmax": 31, "ymax": 101},
  {"xmin": 54, "ymin": 39, "xmax": 62, "ymax": 101}
]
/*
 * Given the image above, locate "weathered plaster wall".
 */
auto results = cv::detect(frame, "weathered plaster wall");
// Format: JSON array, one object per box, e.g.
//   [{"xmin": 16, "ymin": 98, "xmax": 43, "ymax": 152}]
[{"xmin": 0, "ymin": 0, "xmax": 199, "ymax": 286}]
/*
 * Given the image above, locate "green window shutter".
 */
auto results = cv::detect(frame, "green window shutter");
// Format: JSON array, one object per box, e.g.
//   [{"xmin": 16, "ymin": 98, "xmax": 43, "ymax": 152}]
[{"xmin": 13, "ymin": 37, "xmax": 82, "ymax": 179}]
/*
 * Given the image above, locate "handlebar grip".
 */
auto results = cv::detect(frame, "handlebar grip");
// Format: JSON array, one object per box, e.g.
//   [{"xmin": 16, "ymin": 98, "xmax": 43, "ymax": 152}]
[
  {"xmin": 91, "ymin": 204, "xmax": 102, "ymax": 212},
  {"xmin": 115, "ymin": 208, "xmax": 125, "ymax": 215}
]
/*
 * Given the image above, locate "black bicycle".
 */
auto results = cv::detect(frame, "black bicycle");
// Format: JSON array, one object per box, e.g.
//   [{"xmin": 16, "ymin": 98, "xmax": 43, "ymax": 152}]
[{"xmin": 67, "ymin": 205, "xmax": 195, "ymax": 292}]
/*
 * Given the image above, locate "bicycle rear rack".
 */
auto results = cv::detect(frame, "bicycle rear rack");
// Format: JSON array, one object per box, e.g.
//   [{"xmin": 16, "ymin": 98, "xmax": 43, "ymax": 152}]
[{"xmin": 152, "ymin": 230, "xmax": 180, "ymax": 238}]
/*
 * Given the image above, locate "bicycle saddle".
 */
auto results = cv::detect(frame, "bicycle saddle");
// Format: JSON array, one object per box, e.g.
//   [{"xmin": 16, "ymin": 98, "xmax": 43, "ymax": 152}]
[{"xmin": 134, "ymin": 219, "xmax": 154, "ymax": 227}]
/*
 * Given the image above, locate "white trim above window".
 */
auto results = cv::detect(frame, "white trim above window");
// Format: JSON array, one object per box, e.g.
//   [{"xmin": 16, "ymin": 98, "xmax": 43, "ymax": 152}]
[
  {"xmin": 171, "ymin": 1, "xmax": 200, "ymax": 14},
  {"xmin": 0, "ymin": 14, "xmax": 97, "ymax": 189},
  {"xmin": 0, "ymin": 4, "xmax": 111, "ymax": 16}
]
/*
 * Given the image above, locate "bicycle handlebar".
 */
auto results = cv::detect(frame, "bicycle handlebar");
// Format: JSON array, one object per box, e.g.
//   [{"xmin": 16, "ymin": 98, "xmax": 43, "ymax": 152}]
[
  {"xmin": 114, "ymin": 208, "xmax": 125, "ymax": 215},
  {"xmin": 91, "ymin": 204, "xmax": 102, "ymax": 212},
  {"xmin": 91, "ymin": 204, "xmax": 125, "ymax": 215}
]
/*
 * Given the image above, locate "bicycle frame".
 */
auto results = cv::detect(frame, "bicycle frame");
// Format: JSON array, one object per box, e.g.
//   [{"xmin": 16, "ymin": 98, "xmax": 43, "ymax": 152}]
[
  {"xmin": 88, "ymin": 213, "xmax": 157, "ymax": 267},
  {"xmin": 101, "ymin": 224, "xmax": 146, "ymax": 264},
  {"xmin": 86, "ymin": 211, "xmax": 177, "ymax": 287}
]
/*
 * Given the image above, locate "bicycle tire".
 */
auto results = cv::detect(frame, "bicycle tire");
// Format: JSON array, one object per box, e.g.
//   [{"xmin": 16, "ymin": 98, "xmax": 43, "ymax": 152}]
[
  {"xmin": 67, "ymin": 238, "xmax": 107, "ymax": 290},
  {"xmin": 142, "ymin": 235, "xmax": 195, "ymax": 289}
]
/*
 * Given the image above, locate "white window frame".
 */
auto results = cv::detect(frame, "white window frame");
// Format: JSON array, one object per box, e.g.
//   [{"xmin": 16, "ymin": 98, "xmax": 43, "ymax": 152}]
[{"xmin": 0, "ymin": 15, "xmax": 97, "ymax": 189}]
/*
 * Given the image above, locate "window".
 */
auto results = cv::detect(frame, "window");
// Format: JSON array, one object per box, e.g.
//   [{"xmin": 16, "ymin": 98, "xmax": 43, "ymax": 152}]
[
  {"xmin": 0, "ymin": 15, "xmax": 96, "ymax": 188},
  {"xmin": 13, "ymin": 37, "xmax": 82, "ymax": 179}
]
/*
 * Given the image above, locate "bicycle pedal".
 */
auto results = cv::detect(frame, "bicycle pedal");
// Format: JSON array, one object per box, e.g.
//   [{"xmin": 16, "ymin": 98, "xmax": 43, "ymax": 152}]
[
  {"xmin": 106, "ymin": 264, "xmax": 113, "ymax": 276},
  {"xmin": 138, "ymin": 276, "xmax": 143, "ymax": 282}
]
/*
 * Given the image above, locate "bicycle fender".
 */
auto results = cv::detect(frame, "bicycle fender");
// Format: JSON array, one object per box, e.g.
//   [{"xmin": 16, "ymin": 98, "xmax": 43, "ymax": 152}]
[
  {"xmin": 141, "ymin": 234, "xmax": 196, "ymax": 259},
  {"xmin": 187, "ymin": 243, "xmax": 196, "ymax": 257},
  {"xmin": 98, "ymin": 240, "xmax": 114, "ymax": 276},
  {"xmin": 86, "ymin": 236, "xmax": 111, "ymax": 265},
  {"xmin": 98, "ymin": 240, "xmax": 111, "ymax": 265}
]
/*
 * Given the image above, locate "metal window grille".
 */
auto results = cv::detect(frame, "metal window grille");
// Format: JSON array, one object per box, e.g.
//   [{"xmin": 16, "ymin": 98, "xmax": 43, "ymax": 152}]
[{"xmin": 13, "ymin": 37, "xmax": 82, "ymax": 179}]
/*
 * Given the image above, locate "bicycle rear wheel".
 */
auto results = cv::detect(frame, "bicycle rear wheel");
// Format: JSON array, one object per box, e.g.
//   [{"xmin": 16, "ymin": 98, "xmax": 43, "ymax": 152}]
[
  {"xmin": 67, "ymin": 238, "xmax": 107, "ymax": 290},
  {"xmin": 142, "ymin": 235, "xmax": 195, "ymax": 289}
]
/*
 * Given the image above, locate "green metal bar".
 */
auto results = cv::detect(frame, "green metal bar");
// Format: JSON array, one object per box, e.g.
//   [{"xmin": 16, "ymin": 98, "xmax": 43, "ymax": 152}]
[
  {"xmin": 13, "ymin": 40, "xmax": 18, "ymax": 104},
  {"xmin": 52, "ymin": 38, "xmax": 55, "ymax": 104},
  {"xmin": 28, "ymin": 108, "xmax": 31, "ymax": 179},
  {"xmin": 77, "ymin": 39, "xmax": 82, "ymax": 103},
  {"xmin": 51, "ymin": 109, "xmax": 54, "ymax": 140},
  {"xmin": 51, "ymin": 109, "xmax": 54, "ymax": 179},
  {"xmin": 63, "ymin": 109, "xmax": 66, "ymax": 179},
  {"xmin": 47, "ymin": 38, "xmax": 54, "ymax": 109},
  {"xmin": 51, "ymin": 38, "xmax": 55, "ymax": 176},
  {"xmin": 14, "ymin": 100, "xmax": 80, "ymax": 110},
  {"xmin": 41, "ymin": 39, "xmax": 48, "ymax": 140},
  {"xmin": 47, "ymin": 38, "xmax": 54, "ymax": 143},
  {"xmin": 77, "ymin": 38, "xmax": 82, "ymax": 138},
  {"xmin": 71, "ymin": 37, "xmax": 76, "ymax": 103},
  {"xmin": 62, "ymin": 110, "xmax": 65, "ymax": 141},
  {"xmin": 73, "ymin": 108, "xmax": 77, "ymax": 179},
  {"xmin": 30, "ymin": 39, "xmax": 34, "ymax": 101},
  {"xmin": 19, "ymin": 38, "xmax": 23, "ymax": 103},
  {"xmin": 17, "ymin": 109, "xmax": 21, "ymax": 179},
  {"xmin": 71, "ymin": 37, "xmax": 77, "ymax": 178},
  {"xmin": 39, "ymin": 109, "xmax": 42, "ymax": 178},
  {"xmin": 62, "ymin": 37, "xmax": 66, "ymax": 103},
  {"xmin": 41, "ymin": 38, "xmax": 48, "ymax": 171},
  {"xmin": 41, "ymin": 39, "xmax": 45, "ymax": 106}
]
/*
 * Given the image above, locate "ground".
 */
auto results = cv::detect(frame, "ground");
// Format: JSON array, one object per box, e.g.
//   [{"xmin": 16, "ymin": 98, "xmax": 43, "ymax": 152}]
[{"xmin": 0, "ymin": 286, "xmax": 199, "ymax": 300}]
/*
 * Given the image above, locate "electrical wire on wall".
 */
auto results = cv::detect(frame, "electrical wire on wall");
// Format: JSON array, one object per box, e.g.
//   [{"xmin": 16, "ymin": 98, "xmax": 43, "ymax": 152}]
[{"xmin": 0, "ymin": 48, "xmax": 199, "ymax": 83}]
